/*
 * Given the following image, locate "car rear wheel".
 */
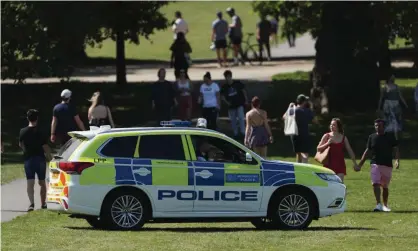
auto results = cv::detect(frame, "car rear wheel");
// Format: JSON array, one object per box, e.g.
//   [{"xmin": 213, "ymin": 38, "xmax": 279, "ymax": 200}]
[
  {"xmin": 270, "ymin": 190, "xmax": 314, "ymax": 230},
  {"xmin": 101, "ymin": 190, "xmax": 148, "ymax": 230}
]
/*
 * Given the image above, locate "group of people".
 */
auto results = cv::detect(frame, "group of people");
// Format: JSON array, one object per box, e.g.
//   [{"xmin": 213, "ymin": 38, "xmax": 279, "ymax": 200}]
[
  {"xmin": 18, "ymin": 89, "xmax": 115, "ymax": 211},
  {"xmin": 16, "ymin": 67, "xmax": 414, "ymax": 213},
  {"xmin": 170, "ymin": 7, "xmax": 281, "ymax": 69},
  {"xmin": 281, "ymin": 79, "xmax": 409, "ymax": 212}
]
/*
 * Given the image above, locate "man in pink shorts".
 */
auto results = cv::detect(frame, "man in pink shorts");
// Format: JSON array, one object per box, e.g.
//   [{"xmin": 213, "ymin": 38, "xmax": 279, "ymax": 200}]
[{"xmin": 358, "ymin": 119, "xmax": 399, "ymax": 212}]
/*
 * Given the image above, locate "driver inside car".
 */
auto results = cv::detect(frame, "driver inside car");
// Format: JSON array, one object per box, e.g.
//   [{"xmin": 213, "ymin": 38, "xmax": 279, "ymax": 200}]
[{"xmin": 196, "ymin": 140, "xmax": 223, "ymax": 162}]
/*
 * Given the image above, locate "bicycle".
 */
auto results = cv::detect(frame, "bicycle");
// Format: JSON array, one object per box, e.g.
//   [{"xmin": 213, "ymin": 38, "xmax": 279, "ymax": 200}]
[{"xmin": 226, "ymin": 33, "xmax": 261, "ymax": 66}]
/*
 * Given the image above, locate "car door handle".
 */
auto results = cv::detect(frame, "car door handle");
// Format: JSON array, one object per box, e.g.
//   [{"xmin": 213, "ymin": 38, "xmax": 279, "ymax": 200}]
[{"xmin": 195, "ymin": 170, "xmax": 213, "ymax": 179}]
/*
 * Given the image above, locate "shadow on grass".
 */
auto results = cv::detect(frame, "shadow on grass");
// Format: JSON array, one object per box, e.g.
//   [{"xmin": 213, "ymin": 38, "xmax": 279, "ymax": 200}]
[
  {"xmin": 347, "ymin": 210, "xmax": 418, "ymax": 214},
  {"xmin": 65, "ymin": 226, "xmax": 375, "ymax": 232}
]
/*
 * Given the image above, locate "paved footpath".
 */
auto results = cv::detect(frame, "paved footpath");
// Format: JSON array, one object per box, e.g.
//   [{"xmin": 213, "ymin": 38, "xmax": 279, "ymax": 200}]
[{"xmin": 1, "ymin": 178, "xmax": 44, "ymax": 222}]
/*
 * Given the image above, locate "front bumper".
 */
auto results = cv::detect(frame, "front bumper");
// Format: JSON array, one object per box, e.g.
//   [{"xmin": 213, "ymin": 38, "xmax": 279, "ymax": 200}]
[{"xmin": 311, "ymin": 181, "xmax": 347, "ymax": 218}]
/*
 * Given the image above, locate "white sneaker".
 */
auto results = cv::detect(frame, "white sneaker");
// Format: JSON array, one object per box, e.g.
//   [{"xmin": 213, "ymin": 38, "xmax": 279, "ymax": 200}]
[
  {"xmin": 382, "ymin": 205, "xmax": 391, "ymax": 212},
  {"xmin": 373, "ymin": 203, "xmax": 383, "ymax": 212}
]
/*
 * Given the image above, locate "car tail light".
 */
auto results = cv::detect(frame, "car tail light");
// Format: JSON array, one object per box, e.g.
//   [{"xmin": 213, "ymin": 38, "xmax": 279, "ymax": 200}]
[{"xmin": 58, "ymin": 162, "xmax": 94, "ymax": 175}]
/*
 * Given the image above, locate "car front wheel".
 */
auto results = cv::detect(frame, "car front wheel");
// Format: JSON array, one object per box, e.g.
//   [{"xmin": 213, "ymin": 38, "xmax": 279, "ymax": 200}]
[{"xmin": 270, "ymin": 190, "xmax": 315, "ymax": 230}]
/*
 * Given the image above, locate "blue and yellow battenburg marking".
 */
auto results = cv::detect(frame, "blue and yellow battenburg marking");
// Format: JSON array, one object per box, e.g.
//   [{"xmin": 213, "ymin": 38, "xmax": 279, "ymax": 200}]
[{"xmin": 113, "ymin": 158, "xmax": 296, "ymax": 187}]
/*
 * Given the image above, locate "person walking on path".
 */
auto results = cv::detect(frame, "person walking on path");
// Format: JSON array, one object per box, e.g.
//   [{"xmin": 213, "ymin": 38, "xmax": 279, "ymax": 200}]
[
  {"xmin": 170, "ymin": 32, "xmax": 192, "ymax": 79},
  {"xmin": 377, "ymin": 75, "xmax": 408, "ymax": 141},
  {"xmin": 358, "ymin": 119, "xmax": 400, "ymax": 212},
  {"xmin": 283, "ymin": 94, "xmax": 317, "ymax": 163},
  {"xmin": 51, "ymin": 89, "xmax": 85, "ymax": 147},
  {"xmin": 226, "ymin": 7, "xmax": 245, "ymax": 66},
  {"xmin": 212, "ymin": 11, "xmax": 229, "ymax": 68},
  {"xmin": 88, "ymin": 91, "xmax": 115, "ymax": 128},
  {"xmin": 175, "ymin": 69, "xmax": 193, "ymax": 121},
  {"xmin": 19, "ymin": 109, "xmax": 52, "ymax": 212},
  {"xmin": 316, "ymin": 118, "xmax": 359, "ymax": 183},
  {"xmin": 172, "ymin": 11, "xmax": 188, "ymax": 39},
  {"xmin": 245, "ymin": 96, "xmax": 273, "ymax": 158},
  {"xmin": 198, "ymin": 72, "xmax": 220, "ymax": 130},
  {"xmin": 256, "ymin": 13, "xmax": 272, "ymax": 62},
  {"xmin": 221, "ymin": 70, "xmax": 248, "ymax": 139},
  {"xmin": 152, "ymin": 68, "xmax": 177, "ymax": 124},
  {"xmin": 269, "ymin": 13, "xmax": 279, "ymax": 46}
]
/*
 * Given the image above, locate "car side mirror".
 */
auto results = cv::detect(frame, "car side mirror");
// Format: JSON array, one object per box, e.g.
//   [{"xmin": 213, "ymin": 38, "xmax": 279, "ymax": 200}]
[{"xmin": 245, "ymin": 152, "xmax": 253, "ymax": 162}]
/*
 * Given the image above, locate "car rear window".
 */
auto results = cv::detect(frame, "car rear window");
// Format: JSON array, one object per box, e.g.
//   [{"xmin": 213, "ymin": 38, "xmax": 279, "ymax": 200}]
[
  {"xmin": 100, "ymin": 136, "xmax": 138, "ymax": 158},
  {"xmin": 55, "ymin": 138, "xmax": 84, "ymax": 160}
]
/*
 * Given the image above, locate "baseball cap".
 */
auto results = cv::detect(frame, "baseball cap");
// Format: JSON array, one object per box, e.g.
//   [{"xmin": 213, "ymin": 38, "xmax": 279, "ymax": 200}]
[
  {"xmin": 61, "ymin": 89, "xmax": 72, "ymax": 99},
  {"xmin": 296, "ymin": 94, "xmax": 309, "ymax": 104},
  {"xmin": 216, "ymin": 11, "xmax": 222, "ymax": 18},
  {"xmin": 226, "ymin": 7, "xmax": 234, "ymax": 13}
]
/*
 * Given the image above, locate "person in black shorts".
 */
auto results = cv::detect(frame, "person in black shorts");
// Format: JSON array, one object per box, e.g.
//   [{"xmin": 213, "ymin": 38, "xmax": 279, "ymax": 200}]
[
  {"xmin": 226, "ymin": 7, "xmax": 245, "ymax": 66},
  {"xmin": 212, "ymin": 11, "xmax": 229, "ymax": 67},
  {"xmin": 19, "ymin": 109, "xmax": 52, "ymax": 212}
]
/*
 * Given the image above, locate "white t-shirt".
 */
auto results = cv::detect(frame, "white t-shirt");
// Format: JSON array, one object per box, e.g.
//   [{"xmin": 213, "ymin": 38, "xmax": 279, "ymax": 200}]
[
  {"xmin": 200, "ymin": 82, "xmax": 220, "ymax": 108},
  {"xmin": 172, "ymin": 18, "xmax": 188, "ymax": 39}
]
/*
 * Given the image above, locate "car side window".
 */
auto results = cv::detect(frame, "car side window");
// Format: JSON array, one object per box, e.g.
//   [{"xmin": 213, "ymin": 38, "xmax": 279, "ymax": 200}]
[
  {"xmin": 191, "ymin": 135, "xmax": 256, "ymax": 164},
  {"xmin": 139, "ymin": 135, "xmax": 186, "ymax": 161},
  {"xmin": 100, "ymin": 136, "xmax": 138, "ymax": 158}
]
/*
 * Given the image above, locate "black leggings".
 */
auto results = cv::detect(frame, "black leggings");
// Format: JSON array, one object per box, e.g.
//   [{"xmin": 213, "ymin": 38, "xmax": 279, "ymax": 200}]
[{"xmin": 202, "ymin": 107, "xmax": 218, "ymax": 130}]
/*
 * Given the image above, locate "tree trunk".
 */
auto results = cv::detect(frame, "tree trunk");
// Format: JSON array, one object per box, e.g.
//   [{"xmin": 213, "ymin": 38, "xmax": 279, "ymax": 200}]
[
  {"xmin": 314, "ymin": 2, "xmax": 380, "ymax": 113},
  {"xmin": 116, "ymin": 26, "xmax": 127, "ymax": 85}
]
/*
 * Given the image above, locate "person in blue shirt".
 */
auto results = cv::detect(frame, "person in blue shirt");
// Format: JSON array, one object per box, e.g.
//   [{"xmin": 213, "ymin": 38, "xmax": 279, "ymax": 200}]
[{"xmin": 50, "ymin": 89, "xmax": 86, "ymax": 146}]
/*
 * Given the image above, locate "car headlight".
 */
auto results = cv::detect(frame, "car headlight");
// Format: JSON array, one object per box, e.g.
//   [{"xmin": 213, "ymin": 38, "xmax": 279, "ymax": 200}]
[{"xmin": 316, "ymin": 173, "xmax": 342, "ymax": 183}]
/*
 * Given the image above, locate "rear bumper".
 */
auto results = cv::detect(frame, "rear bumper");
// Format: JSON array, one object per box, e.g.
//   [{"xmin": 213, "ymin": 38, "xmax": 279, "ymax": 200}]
[{"xmin": 47, "ymin": 201, "xmax": 68, "ymax": 213}]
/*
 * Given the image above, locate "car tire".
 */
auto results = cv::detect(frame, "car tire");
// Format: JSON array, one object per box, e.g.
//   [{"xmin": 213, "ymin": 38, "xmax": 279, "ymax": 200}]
[
  {"xmin": 85, "ymin": 216, "xmax": 107, "ymax": 229},
  {"xmin": 101, "ymin": 190, "xmax": 148, "ymax": 230},
  {"xmin": 269, "ymin": 189, "xmax": 315, "ymax": 230}
]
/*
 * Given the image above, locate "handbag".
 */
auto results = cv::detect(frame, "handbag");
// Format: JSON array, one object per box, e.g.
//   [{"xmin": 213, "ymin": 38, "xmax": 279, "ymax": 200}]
[
  {"xmin": 314, "ymin": 134, "xmax": 330, "ymax": 165},
  {"xmin": 284, "ymin": 104, "xmax": 298, "ymax": 136}
]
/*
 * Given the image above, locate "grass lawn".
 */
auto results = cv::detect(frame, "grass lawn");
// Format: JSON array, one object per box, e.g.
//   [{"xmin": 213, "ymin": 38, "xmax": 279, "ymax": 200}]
[
  {"xmin": 86, "ymin": 1, "xmax": 285, "ymax": 61},
  {"xmin": 1, "ymin": 164, "xmax": 25, "ymax": 185},
  {"xmin": 1, "ymin": 158, "xmax": 417, "ymax": 251}
]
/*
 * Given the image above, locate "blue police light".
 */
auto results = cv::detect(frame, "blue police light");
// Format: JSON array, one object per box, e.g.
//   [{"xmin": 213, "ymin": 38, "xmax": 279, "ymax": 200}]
[{"xmin": 160, "ymin": 120, "xmax": 192, "ymax": 127}]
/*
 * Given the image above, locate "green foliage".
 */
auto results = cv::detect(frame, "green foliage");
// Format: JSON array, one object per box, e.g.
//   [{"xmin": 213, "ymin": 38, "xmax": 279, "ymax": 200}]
[{"xmin": 1, "ymin": 1, "xmax": 170, "ymax": 83}]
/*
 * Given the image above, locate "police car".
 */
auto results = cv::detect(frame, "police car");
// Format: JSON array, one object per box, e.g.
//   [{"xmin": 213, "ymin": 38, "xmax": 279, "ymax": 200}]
[{"xmin": 47, "ymin": 119, "xmax": 346, "ymax": 230}]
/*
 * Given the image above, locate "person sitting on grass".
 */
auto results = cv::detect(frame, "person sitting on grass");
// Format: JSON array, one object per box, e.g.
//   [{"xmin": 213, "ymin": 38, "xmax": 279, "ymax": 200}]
[
  {"xmin": 358, "ymin": 119, "xmax": 400, "ymax": 212},
  {"xmin": 19, "ymin": 109, "xmax": 52, "ymax": 212}
]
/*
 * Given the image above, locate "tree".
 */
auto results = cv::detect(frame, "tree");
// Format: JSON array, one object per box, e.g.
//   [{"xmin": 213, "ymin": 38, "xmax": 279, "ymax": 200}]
[
  {"xmin": 1, "ymin": 1, "xmax": 103, "ymax": 82},
  {"xmin": 93, "ymin": 1, "xmax": 169, "ymax": 84},
  {"xmin": 1, "ymin": 1, "xmax": 170, "ymax": 84},
  {"xmin": 252, "ymin": 1, "xmax": 418, "ymax": 112}
]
